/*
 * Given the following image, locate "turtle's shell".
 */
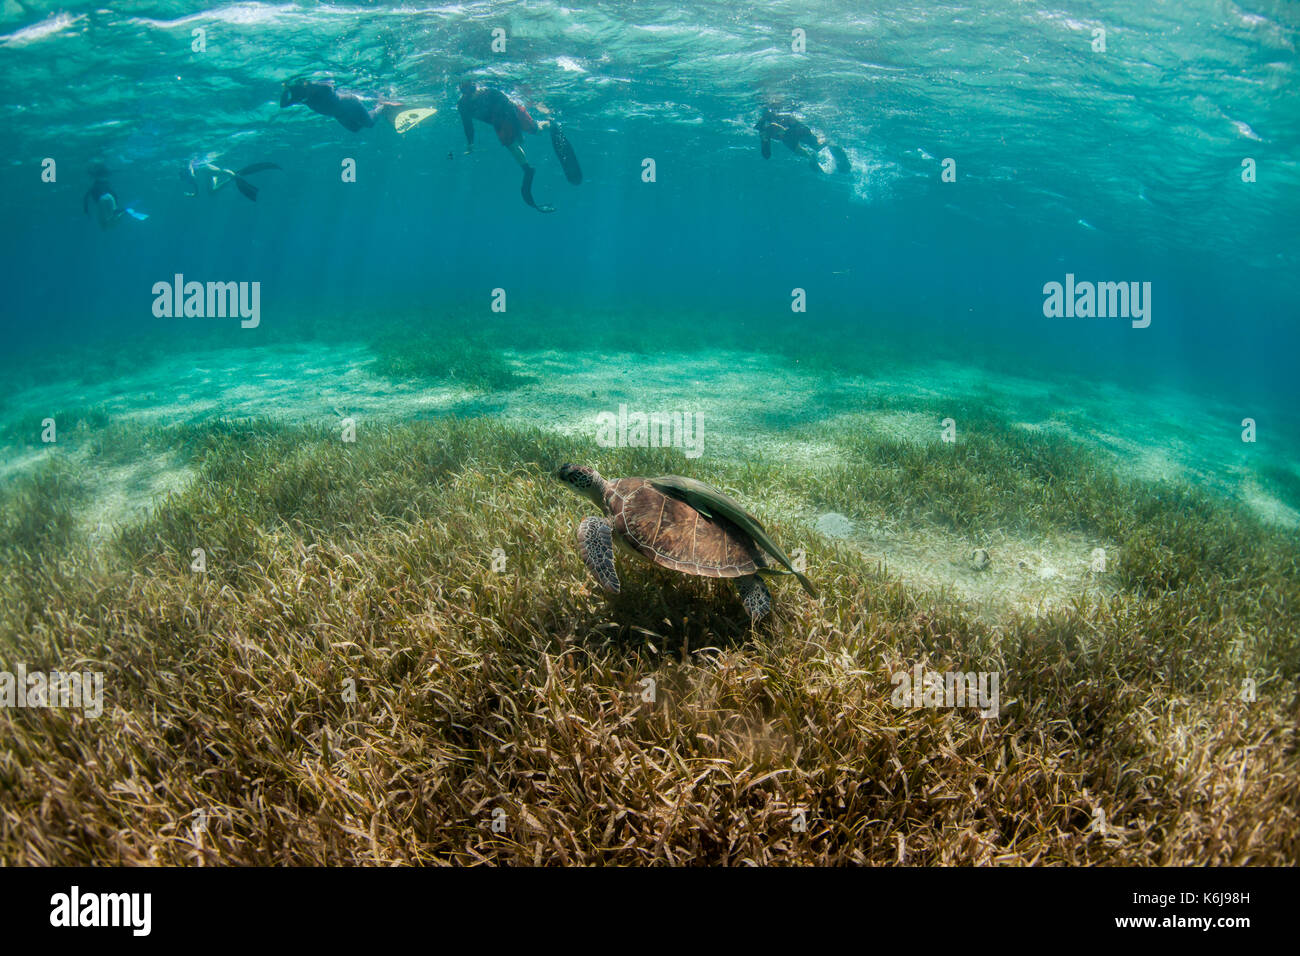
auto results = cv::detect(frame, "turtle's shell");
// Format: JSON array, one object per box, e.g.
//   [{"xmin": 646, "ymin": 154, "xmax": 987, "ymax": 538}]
[{"xmin": 605, "ymin": 478, "xmax": 772, "ymax": 578}]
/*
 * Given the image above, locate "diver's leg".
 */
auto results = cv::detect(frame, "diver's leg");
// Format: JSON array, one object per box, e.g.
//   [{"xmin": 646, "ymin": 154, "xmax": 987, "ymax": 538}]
[
  {"xmin": 516, "ymin": 103, "xmax": 543, "ymax": 134},
  {"xmin": 96, "ymin": 195, "xmax": 119, "ymax": 229},
  {"xmin": 789, "ymin": 143, "xmax": 823, "ymax": 171},
  {"xmin": 500, "ymin": 130, "xmax": 552, "ymax": 211},
  {"xmin": 786, "ymin": 144, "xmax": 816, "ymax": 171},
  {"xmin": 519, "ymin": 163, "xmax": 553, "ymax": 212},
  {"xmin": 827, "ymin": 144, "xmax": 851, "ymax": 174},
  {"xmin": 368, "ymin": 104, "xmax": 396, "ymax": 127},
  {"xmin": 334, "ymin": 96, "xmax": 370, "ymax": 132}
]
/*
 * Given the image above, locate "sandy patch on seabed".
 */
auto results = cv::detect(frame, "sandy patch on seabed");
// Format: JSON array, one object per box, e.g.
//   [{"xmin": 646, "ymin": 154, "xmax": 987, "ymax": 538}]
[
  {"xmin": 804, "ymin": 508, "xmax": 1117, "ymax": 621},
  {"xmin": 77, "ymin": 456, "xmax": 196, "ymax": 543},
  {"xmin": 8, "ymin": 343, "xmax": 477, "ymax": 430}
]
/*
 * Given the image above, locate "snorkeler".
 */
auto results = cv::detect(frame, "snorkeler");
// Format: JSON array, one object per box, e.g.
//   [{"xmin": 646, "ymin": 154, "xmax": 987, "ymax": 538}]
[
  {"xmin": 82, "ymin": 164, "xmax": 148, "ymax": 228},
  {"xmin": 755, "ymin": 108, "xmax": 850, "ymax": 174},
  {"xmin": 181, "ymin": 159, "xmax": 281, "ymax": 202},
  {"xmin": 457, "ymin": 79, "xmax": 582, "ymax": 213},
  {"xmin": 279, "ymin": 75, "xmax": 432, "ymax": 133}
]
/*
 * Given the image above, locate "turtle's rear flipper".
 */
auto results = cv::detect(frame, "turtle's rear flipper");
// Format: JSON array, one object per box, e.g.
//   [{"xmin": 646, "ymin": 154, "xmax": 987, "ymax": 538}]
[
  {"xmin": 736, "ymin": 575, "xmax": 772, "ymax": 621},
  {"xmin": 578, "ymin": 517, "xmax": 620, "ymax": 593}
]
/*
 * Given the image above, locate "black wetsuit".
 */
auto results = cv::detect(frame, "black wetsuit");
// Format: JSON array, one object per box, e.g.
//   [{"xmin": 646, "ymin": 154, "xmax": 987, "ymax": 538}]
[
  {"xmin": 83, "ymin": 178, "xmax": 116, "ymax": 213},
  {"xmin": 756, "ymin": 111, "xmax": 820, "ymax": 158},
  {"xmin": 756, "ymin": 110, "xmax": 849, "ymax": 174},
  {"xmin": 283, "ymin": 80, "xmax": 383, "ymax": 132},
  {"xmin": 458, "ymin": 86, "xmax": 539, "ymax": 147}
]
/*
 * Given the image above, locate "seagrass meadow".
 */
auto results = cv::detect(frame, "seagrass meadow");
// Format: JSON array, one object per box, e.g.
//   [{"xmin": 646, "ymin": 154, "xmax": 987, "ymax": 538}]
[{"xmin": 1, "ymin": 375, "xmax": 1297, "ymax": 865}]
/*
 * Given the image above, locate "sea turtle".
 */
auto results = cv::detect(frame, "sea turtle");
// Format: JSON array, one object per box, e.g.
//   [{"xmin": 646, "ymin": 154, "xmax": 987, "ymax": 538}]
[{"xmin": 555, "ymin": 464, "xmax": 817, "ymax": 620}]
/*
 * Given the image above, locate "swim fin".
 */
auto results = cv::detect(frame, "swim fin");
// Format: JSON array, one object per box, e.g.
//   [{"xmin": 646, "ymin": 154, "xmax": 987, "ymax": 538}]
[
  {"xmin": 521, "ymin": 165, "xmax": 555, "ymax": 213},
  {"xmin": 550, "ymin": 123, "xmax": 582, "ymax": 185},
  {"xmin": 124, "ymin": 206, "xmax": 149, "ymax": 221},
  {"xmin": 233, "ymin": 163, "xmax": 280, "ymax": 200},
  {"xmin": 760, "ymin": 134, "xmax": 772, "ymax": 159},
  {"xmin": 828, "ymin": 145, "xmax": 851, "ymax": 175},
  {"xmin": 237, "ymin": 162, "xmax": 281, "ymax": 176},
  {"xmin": 393, "ymin": 107, "xmax": 437, "ymax": 134}
]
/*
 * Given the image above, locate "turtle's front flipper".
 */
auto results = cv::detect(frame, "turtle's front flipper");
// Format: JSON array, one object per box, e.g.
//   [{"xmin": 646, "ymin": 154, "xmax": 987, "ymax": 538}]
[
  {"xmin": 736, "ymin": 575, "xmax": 772, "ymax": 621},
  {"xmin": 577, "ymin": 516, "xmax": 620, "ymax": 593}
]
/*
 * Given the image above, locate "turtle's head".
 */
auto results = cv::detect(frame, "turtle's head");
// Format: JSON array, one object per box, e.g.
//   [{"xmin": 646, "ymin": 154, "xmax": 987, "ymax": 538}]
[{"xmin": 556, "ymin": 463, "xmax": 606, "ymax": 505}]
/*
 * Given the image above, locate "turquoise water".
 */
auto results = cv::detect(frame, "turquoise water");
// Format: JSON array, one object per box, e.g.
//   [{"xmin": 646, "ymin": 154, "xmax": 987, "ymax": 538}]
[
  {"xmin": 1, "ymin": 1, "xmax": 1297, "ymax": 458},
  {"xmin": 3, "ymin": 4, "xmax": 1300, "ymax": 870}
]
